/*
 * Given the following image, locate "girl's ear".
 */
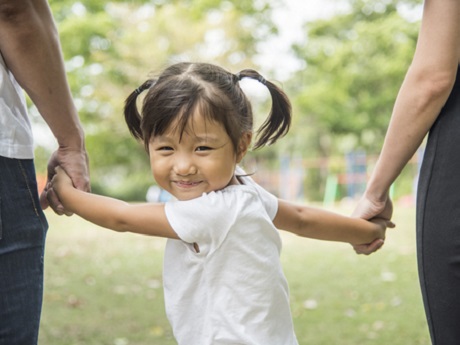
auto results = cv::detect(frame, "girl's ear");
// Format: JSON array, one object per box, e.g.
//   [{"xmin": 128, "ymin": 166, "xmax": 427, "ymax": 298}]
[{"xmin": 236, "ymin": 132, "xmax": 252, "ymax": 163}]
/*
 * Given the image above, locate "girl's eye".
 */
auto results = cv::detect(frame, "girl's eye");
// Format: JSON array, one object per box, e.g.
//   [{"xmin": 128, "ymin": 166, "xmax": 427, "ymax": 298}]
[
  {"xmin": 196, "ymin": 146, "xmax": 212, "ymax": 152},
  {"xmin": 158, "ymin": 146, "xmax": 173, "ymax": 151}
]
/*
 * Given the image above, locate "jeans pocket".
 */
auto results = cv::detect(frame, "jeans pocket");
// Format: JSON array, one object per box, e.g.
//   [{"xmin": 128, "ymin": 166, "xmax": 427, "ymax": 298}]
[{"xmin": 17, "ymin": 161, "xmax": 48, "ymax": 234}]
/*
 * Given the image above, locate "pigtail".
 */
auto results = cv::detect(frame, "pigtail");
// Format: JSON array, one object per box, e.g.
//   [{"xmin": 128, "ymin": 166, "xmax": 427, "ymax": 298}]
[
  {"xmin": 237, "ymin": 69, "xmax": 291, "ymax": 149},
  {"xmin": 124, "ymin": 79, "xmax": 155, "ymax": 141}
]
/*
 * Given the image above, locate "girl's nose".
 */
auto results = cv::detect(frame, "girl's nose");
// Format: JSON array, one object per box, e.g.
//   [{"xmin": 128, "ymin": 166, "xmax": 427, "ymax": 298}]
[{"xmin": 173, "ymin": 155, "xmax": 197, "ymax": 176}]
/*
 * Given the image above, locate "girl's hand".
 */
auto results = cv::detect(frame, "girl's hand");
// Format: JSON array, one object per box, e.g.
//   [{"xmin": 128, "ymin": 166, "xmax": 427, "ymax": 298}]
[
  {"xmin": 353, "ymin": 217, "xmax": 395, "ymax": 255},
  {"xmin": 352, "ymin": 238, "xmax": 384, "ymax": 255},
  {"xmin": 50, "ymin": 166, "xmax": 73, "ymax": 197},
  {"xmin": 39, "ymin": 147, "xmax": 90, "ymax": 215},
  {"xmin": 351, "ymin": 193, "xmax": 394, "ymax": 255},
  {"xmin": 370, "ymin": 217, "xmax": 395, "ymax": 239},
  {"xmin": 47, "ymin": 167, "xmax": 75, "ymax": 216}
]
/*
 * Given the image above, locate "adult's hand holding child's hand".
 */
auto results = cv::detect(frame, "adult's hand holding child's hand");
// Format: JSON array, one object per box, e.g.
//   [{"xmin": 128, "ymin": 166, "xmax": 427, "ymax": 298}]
[
  {"xmin": 47, "ymin": 166, "xmax": 74, "ymax": 216},
  {"xmin": 40, "ymin": 147, "xmax": 90, "ymax": 216},
  {"xmin": 52, "ymin": 166, "xmax": 72, "ymax": 189},
  {"xmin": 352, "ymin": 194, "xmax": 394, "ymax": 255}
]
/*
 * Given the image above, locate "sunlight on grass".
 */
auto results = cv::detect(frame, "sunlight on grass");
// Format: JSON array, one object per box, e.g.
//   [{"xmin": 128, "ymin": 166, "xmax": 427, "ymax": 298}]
[{"xmin": 39, "ymin": 205, "xmax": 430, "ymax": 345}]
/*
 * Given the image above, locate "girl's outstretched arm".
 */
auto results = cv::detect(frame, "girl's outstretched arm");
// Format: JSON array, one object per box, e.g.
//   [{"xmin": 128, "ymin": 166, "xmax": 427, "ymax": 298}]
[
  {"xmin": 51, "ymin": 167, "xmax": 178, "ymax": 239},
  {"xmin": 274, "ymin": 199, "xmax": 391, "ymax": 245}
]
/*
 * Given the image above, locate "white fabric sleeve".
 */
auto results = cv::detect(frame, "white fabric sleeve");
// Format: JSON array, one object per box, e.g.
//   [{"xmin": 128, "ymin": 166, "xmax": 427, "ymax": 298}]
[
  {"xmin": 164, "ymin": 192, "xmax": 234, "ymax": 250},
  {"xmin": 236, "ymin": 167, "xmax": 278, "ymax": 220}
]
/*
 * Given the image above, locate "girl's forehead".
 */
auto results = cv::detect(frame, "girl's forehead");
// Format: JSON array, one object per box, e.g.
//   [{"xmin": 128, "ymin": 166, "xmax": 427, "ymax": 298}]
[
  {"xmin": 170, "ymin": 111, "xmax": 225, "ymax": 134},
  {"xmin": 155, "ymin": 111, "xmax": 229, "ymax": 142}
]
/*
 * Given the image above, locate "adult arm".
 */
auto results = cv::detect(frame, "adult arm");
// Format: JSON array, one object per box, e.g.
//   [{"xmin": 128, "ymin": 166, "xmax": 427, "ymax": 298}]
[
  {"xmin": 0, "ymin": 0, "xmax": 90, "ymax": 214},
  {"xmin": 353, "ymin": 0, "xmax": 460, "ymax": 253}
]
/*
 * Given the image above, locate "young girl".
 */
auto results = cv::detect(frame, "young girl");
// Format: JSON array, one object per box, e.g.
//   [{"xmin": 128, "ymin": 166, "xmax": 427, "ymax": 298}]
[{"xmin": 51, "ymin": 62, "xmax": 390, "ymax": 345}]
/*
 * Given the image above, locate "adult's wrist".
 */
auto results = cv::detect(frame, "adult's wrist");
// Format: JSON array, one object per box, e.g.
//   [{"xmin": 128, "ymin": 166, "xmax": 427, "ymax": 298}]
[
  {"xmin": 363, "ymin": 181, "xmax": 390, "ymax": 204},
  {"xmin": 56, "ymin": 124, "xmax": 86, "ymax": 151}
]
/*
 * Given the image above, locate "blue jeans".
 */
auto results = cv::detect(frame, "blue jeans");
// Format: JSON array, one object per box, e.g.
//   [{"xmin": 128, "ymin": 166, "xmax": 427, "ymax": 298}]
[{"xmin": 0, "ymin": 156, "xmax": 48, "ymax": 345}]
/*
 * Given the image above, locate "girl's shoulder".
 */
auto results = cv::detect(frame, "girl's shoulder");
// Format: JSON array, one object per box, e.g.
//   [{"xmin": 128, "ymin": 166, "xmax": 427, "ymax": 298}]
[
  {"xmin": 234, "ymin": 167, "xmax": 278, "ymax": 220},
  {"xmin": 164, "ymin": 186, "xmax": 258, "ymax": 249}
]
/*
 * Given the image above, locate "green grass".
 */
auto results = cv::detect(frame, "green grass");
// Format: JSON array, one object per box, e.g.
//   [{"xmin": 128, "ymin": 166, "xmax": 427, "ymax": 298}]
[{"xmin": 39, "ymin": 205, "xmax": 430, "ymax": 345}]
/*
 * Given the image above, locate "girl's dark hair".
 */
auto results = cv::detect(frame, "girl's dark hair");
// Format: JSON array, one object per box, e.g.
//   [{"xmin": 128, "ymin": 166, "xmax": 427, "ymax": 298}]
[{"xmin": 124, "ymin": 62, "xmax": 291, "ymax": 152}]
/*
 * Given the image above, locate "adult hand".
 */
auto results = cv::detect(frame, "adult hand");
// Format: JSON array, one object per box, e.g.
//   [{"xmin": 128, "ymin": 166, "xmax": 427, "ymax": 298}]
[
  {"xmin": 351, "ymin": 193, "xmax": 393, "ymax": 255},
  {"xmin": 39, "ymin": 146, "xmax": 90, "ymax": 215}
]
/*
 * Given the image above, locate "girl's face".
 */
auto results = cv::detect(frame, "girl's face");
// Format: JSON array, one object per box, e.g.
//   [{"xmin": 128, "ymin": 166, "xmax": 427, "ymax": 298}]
[{"xmin": 149, "ymin": 112, "xmax": 250, "ymax": 201}]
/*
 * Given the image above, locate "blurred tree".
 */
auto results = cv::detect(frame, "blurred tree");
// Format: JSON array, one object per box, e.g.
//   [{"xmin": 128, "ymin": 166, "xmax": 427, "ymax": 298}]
[
  {"xmin": 289, "ymin": 0, "xmax": 421, "ymax": 158},
  {"xmin": 37, "ymin": 0, "xmax": 277, "ymax": 199},
  {"xmin": 35, "ymin": 0, "xmax": 424, "ymax": 201},
  {"xmin": 271, "ymin": 0, "xmax": 422, "ymax": 200}
]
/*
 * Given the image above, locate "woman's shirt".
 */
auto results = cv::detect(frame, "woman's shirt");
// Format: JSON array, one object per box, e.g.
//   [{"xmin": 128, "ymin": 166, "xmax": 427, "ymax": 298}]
[
  {"xmin": 0, "ymin": 54, "xmax": 33, "ymax": 159},
  {"xmin": 163, "ymin": 174, "xmax": 298, "ymax": 345}
]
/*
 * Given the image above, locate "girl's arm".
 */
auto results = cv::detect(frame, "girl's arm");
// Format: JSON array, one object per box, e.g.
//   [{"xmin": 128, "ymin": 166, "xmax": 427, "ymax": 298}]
[
  {"xmin": 274, "ymin": 199, "xmax": 389, "ymax": 245},
  {"xmin": 52, "ymin": 167, "xmax": 179, "ymax": 239}
]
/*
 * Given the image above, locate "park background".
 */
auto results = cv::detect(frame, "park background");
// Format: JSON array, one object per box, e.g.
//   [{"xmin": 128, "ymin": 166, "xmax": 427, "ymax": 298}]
[{"xmin": 35, "ymin": 0, "xmax": 430, "ymax": 343}]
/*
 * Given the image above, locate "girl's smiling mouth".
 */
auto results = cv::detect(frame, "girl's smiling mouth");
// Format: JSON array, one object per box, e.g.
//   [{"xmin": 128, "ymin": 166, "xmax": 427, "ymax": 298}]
[{"xmin": 174, "ymin": 180, "xmax": 203, "ymax": 188}]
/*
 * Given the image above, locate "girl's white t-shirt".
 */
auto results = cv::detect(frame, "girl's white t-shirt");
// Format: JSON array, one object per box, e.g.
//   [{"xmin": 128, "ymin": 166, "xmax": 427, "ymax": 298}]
[
  {"xmin": 164, "ymin": 174, "xmax": 298, "ymax": 345},
  {"xmin": 0, "ymin": 54, "xmax": 34, "ymax": 159}
]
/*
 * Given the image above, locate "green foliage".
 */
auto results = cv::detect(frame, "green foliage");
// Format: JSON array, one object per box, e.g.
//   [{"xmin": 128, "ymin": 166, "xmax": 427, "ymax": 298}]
[
  {"xmin": 269, "ymin": 0, "xmax": 424, "ymax": 201},
  {"xmin": 36, "ymin": 0, "xmax": 423, "ymax": 201},
  {"xmin": 289, "ymin": 0, "xmax": 420, "ymax": 157}
]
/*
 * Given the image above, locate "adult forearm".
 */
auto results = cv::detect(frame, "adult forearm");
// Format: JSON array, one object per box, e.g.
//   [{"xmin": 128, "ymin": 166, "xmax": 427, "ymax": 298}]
[
  {"xmin": 0, "ymin": 0, "xmax": 84, "ymax": 148},
  {"xmin": 366, "ymin": 0, "xmax": 460, "ymax": 201},
  {"xmin": 366, "ymin": 66, "xmax": 455, "ymax": 201}
]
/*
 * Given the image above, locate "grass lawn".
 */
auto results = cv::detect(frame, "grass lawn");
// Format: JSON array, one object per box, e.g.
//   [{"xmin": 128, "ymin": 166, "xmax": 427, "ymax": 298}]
[{"xmin": 39, "ymin": 205, "xmax": 430, "ymax": 345}]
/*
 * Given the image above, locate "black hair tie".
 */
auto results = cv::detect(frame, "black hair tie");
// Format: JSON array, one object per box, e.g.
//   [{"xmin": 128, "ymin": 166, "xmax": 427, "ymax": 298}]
[
  {"xmin": 234, "ymin": 72, "xmax": 265, "ymax": 85},
  {"xmin": 134, "ymin": 80, "xmax": 155, "ymax": 95},
  {"xmin": 134, "ymin": 86, "xmax": 144, "ymax": 95},
  {"xmin": 258, "ymin": 75, "xmax": 266, "ymax": 85}
]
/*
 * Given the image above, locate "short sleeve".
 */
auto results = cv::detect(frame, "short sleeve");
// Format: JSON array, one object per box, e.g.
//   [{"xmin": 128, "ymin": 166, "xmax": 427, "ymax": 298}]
[
  {"xmin": 236, "ymin": 167, "xmax": 278, "ymax": 220},
  {"xmin": 164, "ymin": 192, "xmax": 237, "ymax": 254}
]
